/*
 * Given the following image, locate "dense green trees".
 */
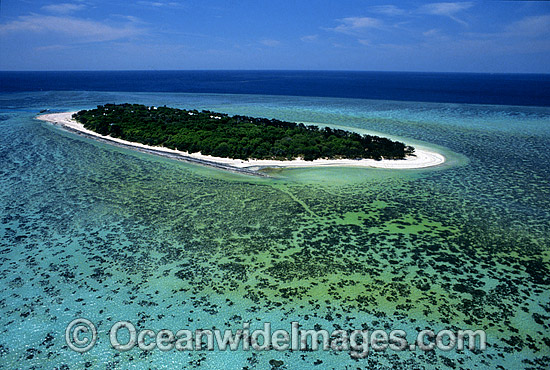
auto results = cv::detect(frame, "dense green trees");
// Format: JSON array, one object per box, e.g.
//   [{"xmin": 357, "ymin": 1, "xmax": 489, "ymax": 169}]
[{"xmin": 73, "ymin": 104, "xmax": 414, "ymax": 161}]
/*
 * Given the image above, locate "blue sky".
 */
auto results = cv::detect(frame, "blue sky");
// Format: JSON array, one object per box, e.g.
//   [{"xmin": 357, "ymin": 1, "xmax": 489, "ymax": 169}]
[{"xmin": 0, "ymin": 1, "xmax": 549, "ymax": 72}]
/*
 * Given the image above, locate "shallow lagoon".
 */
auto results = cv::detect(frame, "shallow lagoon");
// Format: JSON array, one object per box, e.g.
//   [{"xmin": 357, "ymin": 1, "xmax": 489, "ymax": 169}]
[{"xmin": 0, "ymin": 91, "xmax": 549, "ymax": 369}]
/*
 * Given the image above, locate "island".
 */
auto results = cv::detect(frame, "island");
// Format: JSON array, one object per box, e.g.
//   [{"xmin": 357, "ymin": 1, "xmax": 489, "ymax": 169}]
[
  {"xmin": 74, "ymin": 104, "xmax": 413, "ymax": 161},
  {"xmin": 37, "ymin": 104, "xmax": 446, "ymax": 175}
]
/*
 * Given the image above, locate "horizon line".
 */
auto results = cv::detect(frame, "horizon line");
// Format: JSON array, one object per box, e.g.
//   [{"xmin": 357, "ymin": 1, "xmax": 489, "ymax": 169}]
[{"xmin": 1, "ymin": 69, "xmax": 549, "ymax": 75}]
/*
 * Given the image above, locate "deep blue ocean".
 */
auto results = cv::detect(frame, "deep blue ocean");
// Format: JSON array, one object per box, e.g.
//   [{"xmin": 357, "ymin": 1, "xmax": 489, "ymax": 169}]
[
  {"xmin": 1, "ymin": 71, "xmax": 549, "ymax": 369},
  {"xmin": 1, "ymin": 70, "xmax": 550, "ymax": 107}
]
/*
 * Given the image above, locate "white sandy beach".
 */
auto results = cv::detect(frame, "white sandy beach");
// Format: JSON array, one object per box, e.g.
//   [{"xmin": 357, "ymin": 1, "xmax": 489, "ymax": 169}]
[{"xmin": 37, "ymin": 112, "xmax": 445, "ymax": 170}]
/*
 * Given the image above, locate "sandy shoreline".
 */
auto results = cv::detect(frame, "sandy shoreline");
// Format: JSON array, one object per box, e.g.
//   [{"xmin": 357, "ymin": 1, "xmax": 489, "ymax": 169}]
[{"xmin": 36, "ymin": 112, "xmax": 445, "ymax": 173}]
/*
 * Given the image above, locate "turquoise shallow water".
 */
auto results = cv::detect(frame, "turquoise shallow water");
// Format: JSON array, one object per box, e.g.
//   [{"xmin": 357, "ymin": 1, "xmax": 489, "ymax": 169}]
[{"xmin": 0, "ymin": 91, "xmax": 549, "ymax": 369}]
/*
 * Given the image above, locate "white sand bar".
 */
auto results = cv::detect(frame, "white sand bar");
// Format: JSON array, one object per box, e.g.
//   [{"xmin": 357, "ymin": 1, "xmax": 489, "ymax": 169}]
[{"xmin": 37, "ymin": 112, "xmax": 445, "ymax": 171}]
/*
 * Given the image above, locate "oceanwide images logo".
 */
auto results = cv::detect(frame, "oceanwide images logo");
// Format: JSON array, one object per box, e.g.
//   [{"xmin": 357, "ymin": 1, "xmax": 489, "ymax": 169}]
[{"xmin": 66, "ymin": 319, "xmax": 487, "ymax": 358}]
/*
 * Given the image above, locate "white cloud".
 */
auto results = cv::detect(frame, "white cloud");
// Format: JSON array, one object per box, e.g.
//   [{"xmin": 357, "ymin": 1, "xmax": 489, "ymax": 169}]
[
  {"xmin": 423, "ymin": 28, "xmax": 440, "ymax": 37},
  {"xmin": 419, "ymin": 2, "xmax": 473, "ymax": 16},
  {"xmin": 358, "ymin": 39, "xmax": 370, "ymax": 46},
  {"xmin": 329, "ymin": 17, "xmax": 383, "ymax": 35},
  {"xmin": 35, "ymin": 44, "xmax": 70, "ymax": 52},
  {"xmin": 462, "ymin": 14, "xmax": 550, "ymax": 42},
  {"xmin": 369, "ymin": 5, "xmax": 406, "ymax": 16},
  {"xmin": 419, "ymin": 2, "xmax": 473, "ymax": 25},
  {"xmin": 300, "ymin": 34, "xmax": 318, "ymax": 42},
  {"xmin": 137, "ymin": 1, "xmax": 184, "ymax": 8},
  {"xmin": 506, "ymin": 15, "xmax": 550, "ymax": 37},
  {"xmin": 0, "ymin": 14, "xmax": 143, "ymax": 42},
  {"xmin": 42, "ymin": 3, "xmax": 86, "ymax": 14},
  {"xmin": 260, "ymin": 39, "xmax": 281, "ymax": 47}
]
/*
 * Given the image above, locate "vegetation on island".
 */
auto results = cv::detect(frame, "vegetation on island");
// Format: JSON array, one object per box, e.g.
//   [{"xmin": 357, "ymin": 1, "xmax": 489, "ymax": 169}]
[{"xmin": 73, "ymin": 104, "xmax": 414, "ymax": 161}]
